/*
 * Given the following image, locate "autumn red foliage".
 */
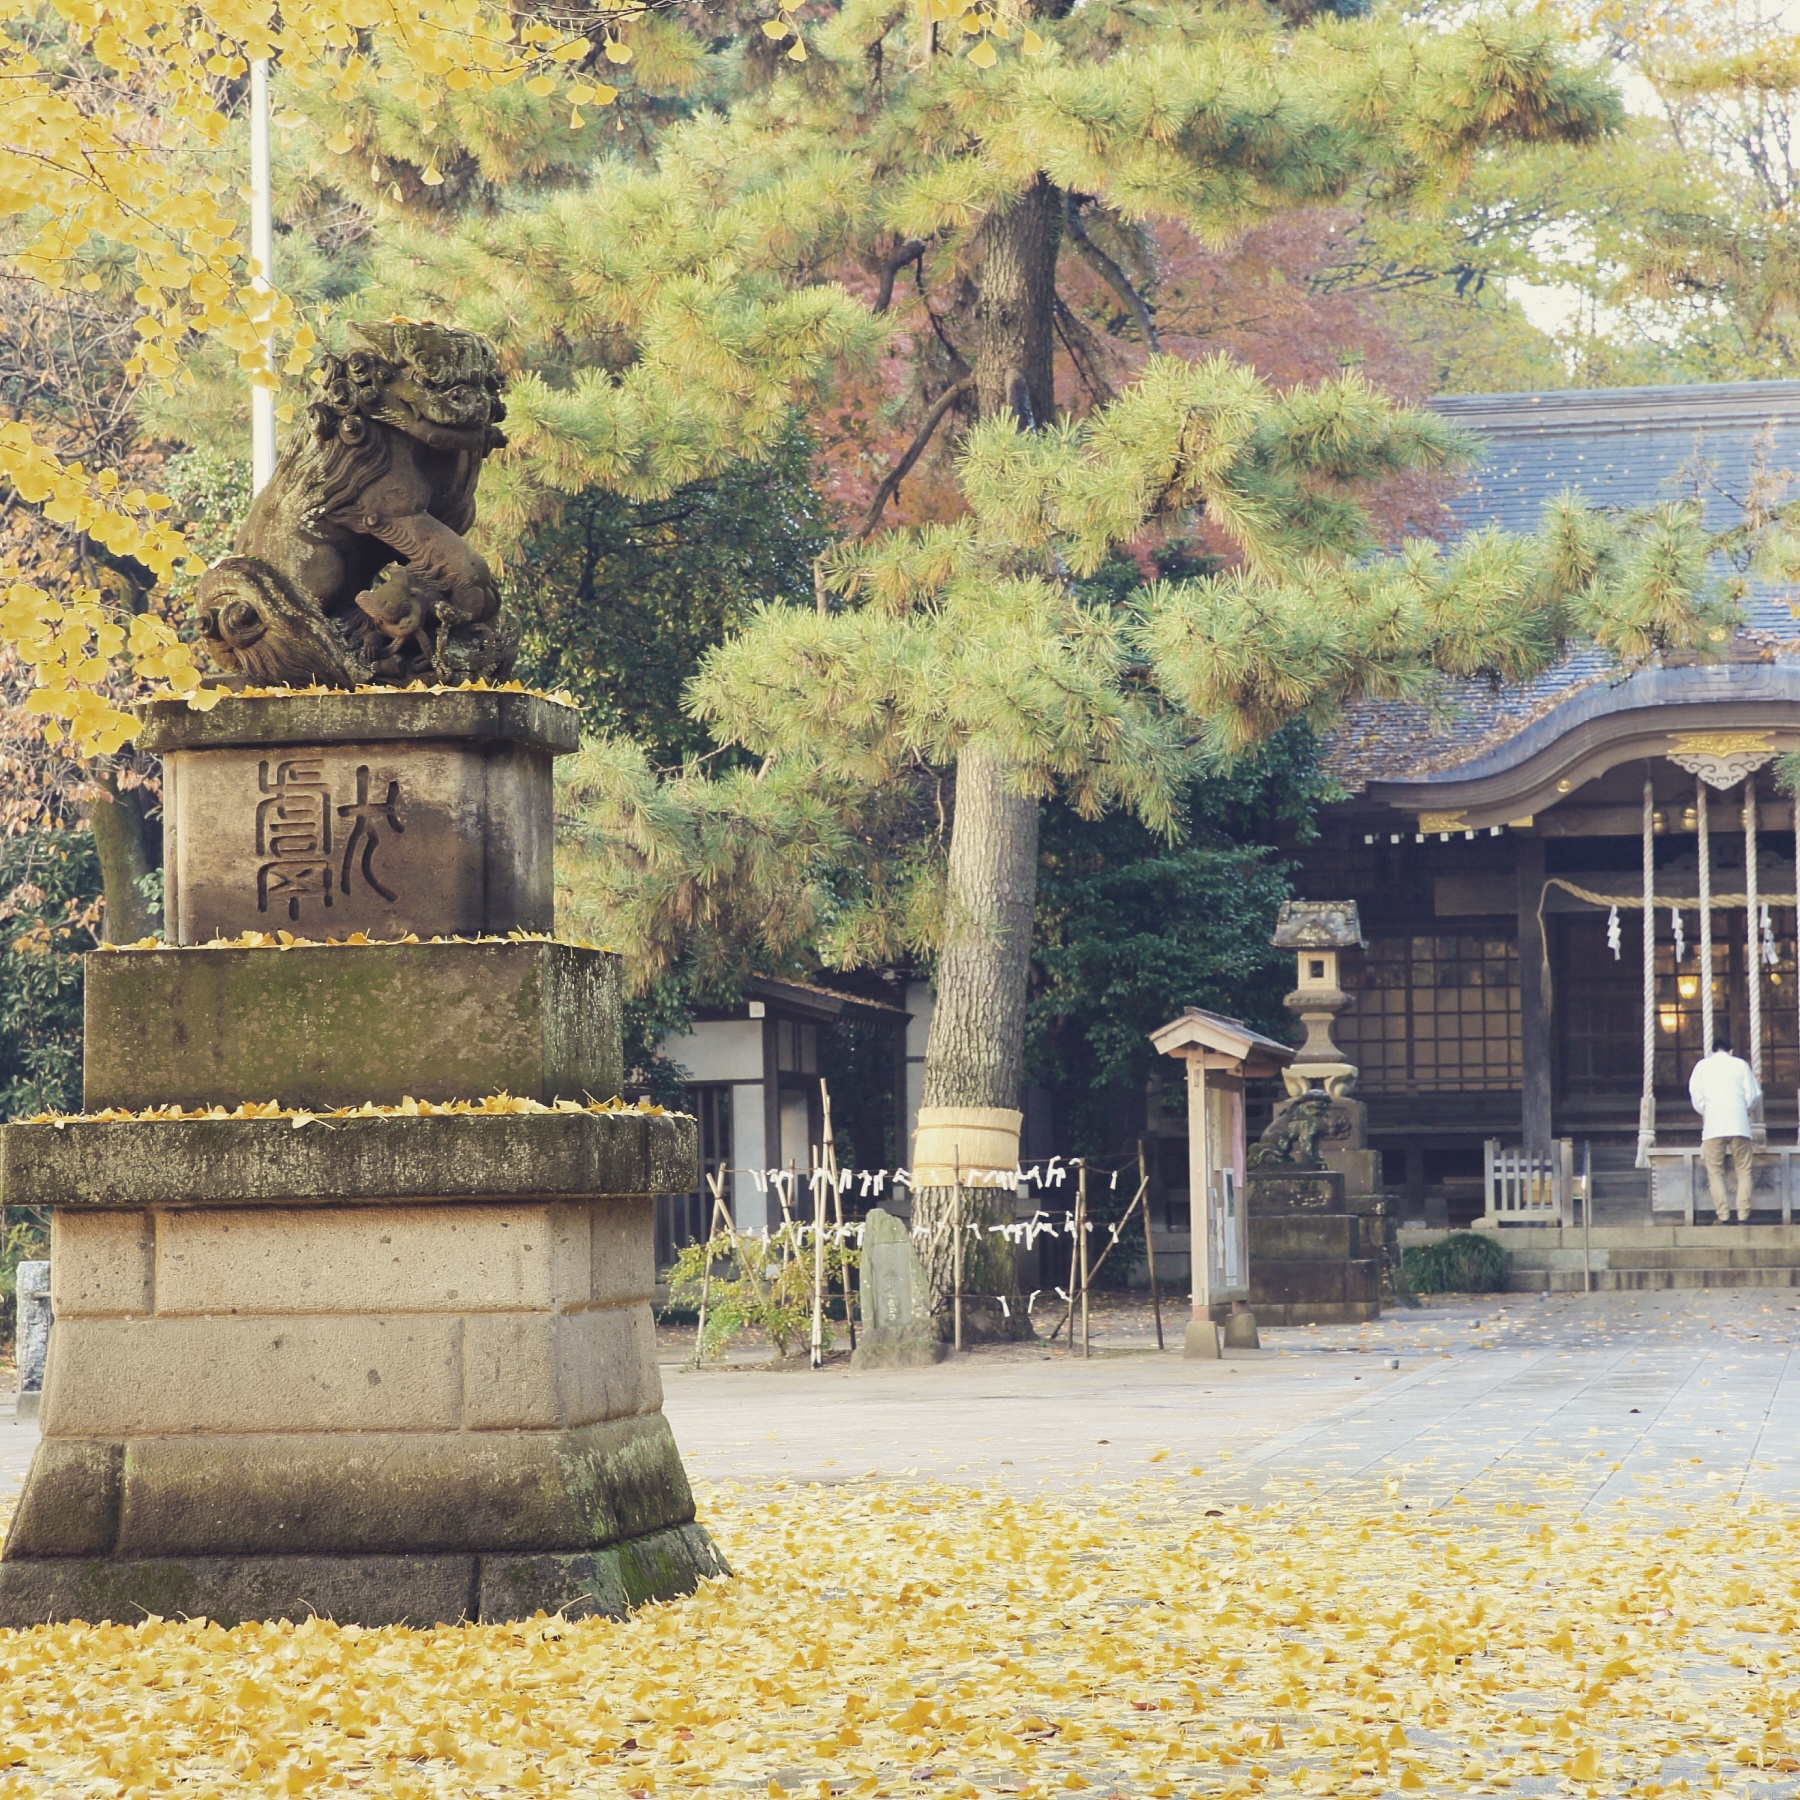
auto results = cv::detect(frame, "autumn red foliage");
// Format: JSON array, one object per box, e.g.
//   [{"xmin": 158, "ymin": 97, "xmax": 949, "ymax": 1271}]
[{"xmin": 811, "ymin": 208, "xmax": 1461, "ymax": 563}]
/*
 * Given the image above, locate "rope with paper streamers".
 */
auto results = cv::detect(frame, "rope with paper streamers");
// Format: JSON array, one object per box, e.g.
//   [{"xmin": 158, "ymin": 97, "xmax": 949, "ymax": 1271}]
[
  {"xmin": 735, "ymin": 1153, "xmax": 1127, "ymax": 1200},
  {"xmin": 676, "ymin": 1156, "xmax": 1156, "ymax": 1360},
  {"xmin": 1535, "ymin": 877, "xmax": 1800, "ymax": 1017}
]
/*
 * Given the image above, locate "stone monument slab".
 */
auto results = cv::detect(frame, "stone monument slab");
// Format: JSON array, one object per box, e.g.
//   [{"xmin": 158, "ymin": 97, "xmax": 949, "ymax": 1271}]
[
  {"xmin": 852, "ymin": 1206, "xmax": 945, "ymax": 1368},
  {"xmin": 14, "ymin": 1259, "xmax": 47, "ymax": 1421}
]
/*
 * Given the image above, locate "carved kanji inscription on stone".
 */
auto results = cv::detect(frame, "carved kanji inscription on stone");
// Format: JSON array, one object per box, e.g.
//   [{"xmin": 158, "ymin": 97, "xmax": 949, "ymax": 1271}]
[
  {"xmin": 338, "ymin": 765, "xmax": 404, "ymax": 904},
  {"xmin": 164, "ymin": 733, "xmax": 553, "ymax": 944},
  {"xmin": 254, "ymin": 760, "xmax": 404, "ymax": 921},
  {"xmin": 256, "ymin": 758, "xmax": 335, "ymax": 920}
]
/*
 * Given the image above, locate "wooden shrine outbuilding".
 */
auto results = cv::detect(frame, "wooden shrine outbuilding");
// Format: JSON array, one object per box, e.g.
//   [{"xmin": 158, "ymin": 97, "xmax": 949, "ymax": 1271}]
[{"xmin": 1296, "ymin": 379, "xmax": 1800, "ymax": 1236}]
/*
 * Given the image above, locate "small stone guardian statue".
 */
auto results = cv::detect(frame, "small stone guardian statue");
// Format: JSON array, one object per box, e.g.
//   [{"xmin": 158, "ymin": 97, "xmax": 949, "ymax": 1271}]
[{"xmin": 194, "ymin": 319, "xmax": 520, "ymax": 687}]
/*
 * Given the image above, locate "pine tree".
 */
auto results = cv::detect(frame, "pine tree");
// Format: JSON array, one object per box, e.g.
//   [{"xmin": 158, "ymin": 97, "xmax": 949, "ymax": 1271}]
[
  {"xmin": 559, "ymin": 348, "xmax": 1724, "ymax": 1330},
  {"xmin": 507, "ymin": 0, "xmax": 1743, "ymax": 1333}
]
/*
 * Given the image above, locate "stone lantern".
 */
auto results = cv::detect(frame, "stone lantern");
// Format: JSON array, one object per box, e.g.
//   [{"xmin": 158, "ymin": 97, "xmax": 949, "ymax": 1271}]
[{"xmin": 1271, "ymin": 899, "xmax": 1364, "ymax": 1100}]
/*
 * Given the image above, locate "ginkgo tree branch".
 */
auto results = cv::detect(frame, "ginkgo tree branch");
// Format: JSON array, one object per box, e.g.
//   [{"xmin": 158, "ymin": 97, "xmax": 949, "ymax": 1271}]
[
  {"xmin": 854, "ymin": 375, "xmax": 974, "ymax": 538},
  {"xmin": 1062, "ymin": 196, "xmax": 1161, "ymax": 354}
]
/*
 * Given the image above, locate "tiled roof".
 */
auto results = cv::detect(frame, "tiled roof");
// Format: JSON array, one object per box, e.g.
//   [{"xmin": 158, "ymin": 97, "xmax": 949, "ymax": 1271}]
[{"xmin": 1324, "ymin": 380, "xmax": 1800, "ymax": 792}]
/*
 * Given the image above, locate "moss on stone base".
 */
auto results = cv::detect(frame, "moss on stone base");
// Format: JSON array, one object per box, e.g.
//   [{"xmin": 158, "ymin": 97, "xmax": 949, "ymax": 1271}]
[
  {"xmin": 6, "ymin": 1415, "xmax": 694, "ymax": 1560},
  {"xmin": 84, "ymin": 941, "xmax": 621, "ymax": 1112}
]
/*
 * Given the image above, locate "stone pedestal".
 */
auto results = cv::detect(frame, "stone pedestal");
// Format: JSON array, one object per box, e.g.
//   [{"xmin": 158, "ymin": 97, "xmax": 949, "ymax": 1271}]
[
  {"xmin": 1244, "ymin": 1170, "xmax": 1380, "ymax": 1327},
  {"xmin": 142, "ymin": 691, "xmax": 573, "ymax": 944},
  {"xmin": 0, "ymin": 692, "xmax": 718, "ymax": 1628}
]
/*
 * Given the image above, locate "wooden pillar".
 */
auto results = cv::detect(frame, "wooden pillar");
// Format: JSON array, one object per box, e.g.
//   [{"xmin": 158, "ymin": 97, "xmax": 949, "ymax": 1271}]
[
  {"xmin": 1516, "ymin": 835, "xmax": 1553, "ymax": 1157},
  {"xmin": 1184, "ymin": 1053, "xmax": 1220, "ymax": 1358}
]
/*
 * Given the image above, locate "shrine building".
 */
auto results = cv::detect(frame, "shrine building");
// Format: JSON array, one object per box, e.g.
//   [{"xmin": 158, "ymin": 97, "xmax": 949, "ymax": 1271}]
[{"xmin": 1291, "ymin": 378, "xmax": 1800, "ymax": 1230}]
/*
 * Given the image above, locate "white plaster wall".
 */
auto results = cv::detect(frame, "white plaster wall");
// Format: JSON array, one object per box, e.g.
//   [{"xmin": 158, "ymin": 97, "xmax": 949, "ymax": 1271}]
[{"xmin": 662, "ymin": 1019, "xmax": 763, "ymax": 1084}]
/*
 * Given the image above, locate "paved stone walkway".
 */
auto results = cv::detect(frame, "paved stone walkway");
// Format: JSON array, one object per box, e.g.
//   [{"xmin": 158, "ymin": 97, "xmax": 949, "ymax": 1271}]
[
  {"xmin": 6, "ymin": 1291, "xmax": 1799, "ymax": 1524},
  {"xmin": 659, "ymin": 1290, "xmax": 1800, "ymax": 1513}
]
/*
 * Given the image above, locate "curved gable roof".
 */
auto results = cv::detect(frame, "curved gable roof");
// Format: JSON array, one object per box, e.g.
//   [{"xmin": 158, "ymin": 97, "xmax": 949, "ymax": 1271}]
[{"xmin": 1325, "ymin": 379, "xmax": 1800, "ymax": 799}]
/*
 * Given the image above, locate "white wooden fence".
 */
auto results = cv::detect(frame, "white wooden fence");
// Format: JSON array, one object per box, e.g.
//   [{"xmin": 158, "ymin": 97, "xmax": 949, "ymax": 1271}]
[{"xmin": 1482, "ymin": 1138, "xmax": 1575, "ymax": 1226}]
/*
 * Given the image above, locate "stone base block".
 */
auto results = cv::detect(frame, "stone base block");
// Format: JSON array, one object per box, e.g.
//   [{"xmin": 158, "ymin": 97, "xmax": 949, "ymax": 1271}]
[
  {"xmin": 5, "ymin": 1415, "xmax": 692, "ymax": 1559},
  {"xmin": 142, "ymin": 690, "xmax": 577, "ymax": 944},
  {"xmin": 851, "ymin": 1330, "xmax": 947, "ymax": 1369},
  {"xmin": 14, "ymin": 1391, "xmax": 38, "ymax": 1421},
  {"xmin": 1246, "ymin": 1171, "xmax": 1347, "ymax": 1213},
  {"xmin": 1253, "ymin": 1300, "xmax": 1382, "ymax": 1326},
  {"xmin": 1183, "ymin": 1317, "xmax": 1221, "ymax": 1359},
  {"xmin": 1250, "ymin": 1254, "xmax": 1381, "ymax": 1326},
  {"xmin": 0, "ymin": 1524, "xmax": 725, "ymax": 1629},
  {"xmin": 1249, "ymin": 1213, "xmax": 1364, "ymax": 1261},
  {"xmin": 3, "ymin": 1108, "xmax": 697, "ymax": 1210},
  {"xmin": 1220, "ymin": 1308, "xmax": 1261, "ymax": 1350},
  {"xmin": 84, "ymin": 940, "xmax": 620, "ymax": 1112}
]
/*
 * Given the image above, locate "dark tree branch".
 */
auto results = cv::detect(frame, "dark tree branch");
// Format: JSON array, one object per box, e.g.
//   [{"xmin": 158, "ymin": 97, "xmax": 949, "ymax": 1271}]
[
  {"xmin": 874, "ymin": 238, "xmax": 929, "ymax": 313},
  {"xmin": 854, "ymin": 375, "xmax": 974, "ymax": 539},
  {"xmin": 914, "ymin": 259, "xmax": 973, "ymax": 380},
  {"xmin": 1053, "ymin": 296, "xmax": 1117, "ymax": 405},
  {"xmin": 1062, "ymin": 195, "xmax": 1161, "ymax": 353}
]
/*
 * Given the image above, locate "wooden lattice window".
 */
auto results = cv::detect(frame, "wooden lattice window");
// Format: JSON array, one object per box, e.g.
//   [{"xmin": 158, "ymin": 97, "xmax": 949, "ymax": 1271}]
[{"xmin": 1338, "ymin": 935, "xmax": 1522, "ymax": 1095}]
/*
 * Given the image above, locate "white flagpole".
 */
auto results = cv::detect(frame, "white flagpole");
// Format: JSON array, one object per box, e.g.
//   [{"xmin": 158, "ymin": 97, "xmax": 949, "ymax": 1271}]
[{"xmin": 249, "ymin": 57, "xmax": 276, "ymax": 493}]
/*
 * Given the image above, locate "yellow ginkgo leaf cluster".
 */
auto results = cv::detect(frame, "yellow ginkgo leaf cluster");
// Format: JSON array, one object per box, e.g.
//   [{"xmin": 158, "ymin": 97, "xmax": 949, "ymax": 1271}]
[
  {"xmin": 0, "ymin": 0, "xmax": 1023, "ymax": 754},
  {"xmin": 0, "ymin": 0, "xmax": 638, "ymax": 755},
  {"xmin": 1, "ymin": 1480, "xmax": 1798, "ymax": 1796}
]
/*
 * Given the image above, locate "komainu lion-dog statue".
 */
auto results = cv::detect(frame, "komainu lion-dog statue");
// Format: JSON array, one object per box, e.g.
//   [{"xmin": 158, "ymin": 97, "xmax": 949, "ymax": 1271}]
[{"xmin": 194, "ymin": 319, "xmax": 521, "ymax": 686}]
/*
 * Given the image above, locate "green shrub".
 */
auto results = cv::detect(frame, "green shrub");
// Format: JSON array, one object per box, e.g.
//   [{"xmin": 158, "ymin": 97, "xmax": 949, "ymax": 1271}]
[
  {"xmin": 666, "ymin": 1226, "xmax": 860, "ymax": 1362},
  {"xmin": 1401, "ymin": 1231, "xmax": 1510, "ymax": 1295}
]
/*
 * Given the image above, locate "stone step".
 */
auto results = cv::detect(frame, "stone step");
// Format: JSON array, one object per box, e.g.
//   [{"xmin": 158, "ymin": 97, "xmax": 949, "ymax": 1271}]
[
  {"xmin": 1514, "ymin": 1265, "xmax": 1800, "ymax": 1293},
  {"xmin": 1609, "ymin": 1246, "xmax": 1800, "ymax": 1268}
]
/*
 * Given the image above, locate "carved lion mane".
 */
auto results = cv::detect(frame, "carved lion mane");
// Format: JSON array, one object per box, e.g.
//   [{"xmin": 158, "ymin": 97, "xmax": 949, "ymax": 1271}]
[{"xmin": 194, "ymin": 319, "xmax": 520, "ymax": 688}]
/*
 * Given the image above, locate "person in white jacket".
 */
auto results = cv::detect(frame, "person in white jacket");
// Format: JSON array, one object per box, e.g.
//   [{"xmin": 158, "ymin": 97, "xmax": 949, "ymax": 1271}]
[{"xmin": 1689, "ymin": 1039, "xmax": 1763, "ymax": 1223}]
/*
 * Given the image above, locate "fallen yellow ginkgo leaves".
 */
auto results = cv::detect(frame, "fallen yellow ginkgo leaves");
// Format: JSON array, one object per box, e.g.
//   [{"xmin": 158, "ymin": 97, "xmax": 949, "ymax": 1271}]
[
  {"xmin": 95, "ymin": 929, "xmax": 609, "ymax": 953},
  {"xmin": 0, "ymin": 1478, "xmax": 1794, "ymax": 1797}
]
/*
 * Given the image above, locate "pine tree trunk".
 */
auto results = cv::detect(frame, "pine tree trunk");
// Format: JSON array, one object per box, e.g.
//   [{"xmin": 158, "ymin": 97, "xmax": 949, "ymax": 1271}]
[
  {"xmin": 972, "ymin": 174, "xmax": 1061, "ymax": 429},
  {"xmin": 912, "ymin": 176, "xmax": 1061, "ymax": 1340},
  {"xmin": 922, "ymin": 749, "xmax": 1040, "ymax": 1113}
]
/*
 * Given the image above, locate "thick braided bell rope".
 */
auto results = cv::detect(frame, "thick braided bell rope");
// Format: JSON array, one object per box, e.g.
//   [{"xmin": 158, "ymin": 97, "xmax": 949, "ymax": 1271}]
[
  {"xmin": 1746, "ymin": 775, "xmax": 1765, "ymax": 1147},
  {"xmin": 1638, "ymin": 771, "xmax": 1657, "ymax": 1170},
  {"xmin": 1699, "ymin": 782, "xmax": 1715, "ymax": 1055}
]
